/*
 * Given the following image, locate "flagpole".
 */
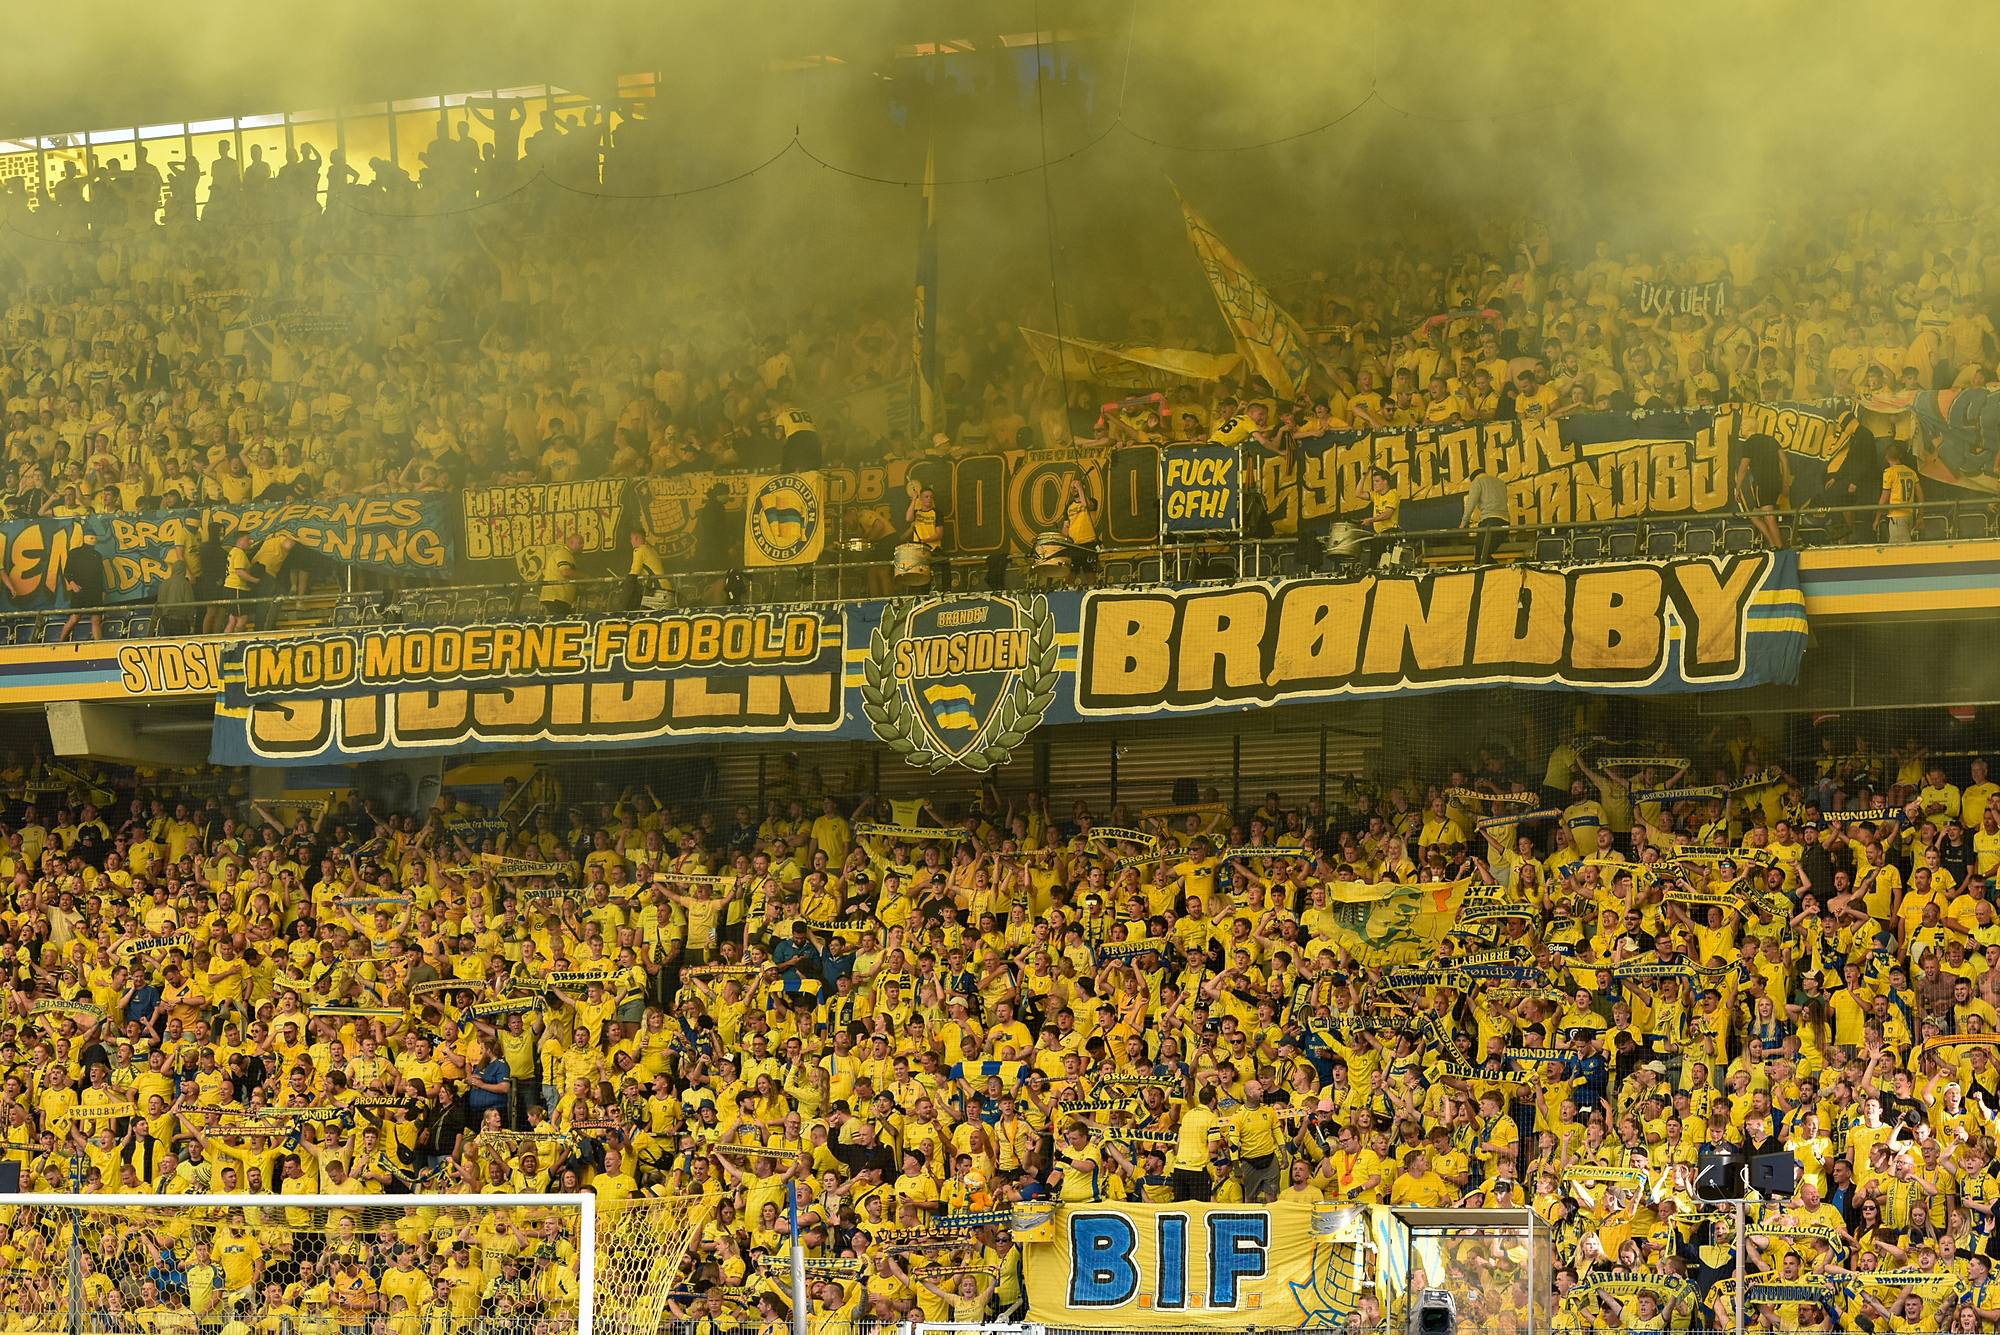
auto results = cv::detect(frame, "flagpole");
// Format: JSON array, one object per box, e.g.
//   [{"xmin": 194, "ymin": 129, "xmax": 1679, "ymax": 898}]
[
  {"xmin": 912, "ymin": 141, "xmax": 940, "ymax": 444},
  {"xmin": 1031, "ymin": 11, "xmax": 1072, "ymax": 431}
]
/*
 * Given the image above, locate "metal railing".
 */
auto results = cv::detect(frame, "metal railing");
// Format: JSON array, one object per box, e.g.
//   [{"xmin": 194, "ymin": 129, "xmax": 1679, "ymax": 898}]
[{"xmin": 6, "ymin": 496, "xmax": 1989, "ymax": 647}]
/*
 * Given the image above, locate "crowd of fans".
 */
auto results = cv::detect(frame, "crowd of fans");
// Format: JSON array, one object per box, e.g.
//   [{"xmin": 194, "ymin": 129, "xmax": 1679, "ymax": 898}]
[
  {"xmin": 0, "ymin": 85, "xmax": 1996, "ymax": 1335},
  {"xmin": 0, "ymin": 121, "xmax": 1990, "ymax": 602},
  {"xmin": 0, "ymin": 708, "xmax": 1983, "ymax": 1334}
]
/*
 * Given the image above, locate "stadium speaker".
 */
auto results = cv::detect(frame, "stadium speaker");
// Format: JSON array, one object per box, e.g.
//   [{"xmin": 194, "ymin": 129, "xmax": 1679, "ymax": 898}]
[
  {"xmin": 1694, "ymin": 1152, "xmax": 1746, "ymax": 1201},
  {"xmin": 1750, "ymin": 1152, "xmax": 1799, "ymax": 1198},
  {"xmin": 1408, "ymin": 1289, "xmax": 1457, "ymax": 1335},
  {"xmin": 0, "ymin": 1160, "xmax": 20, "ymax": 1193}
]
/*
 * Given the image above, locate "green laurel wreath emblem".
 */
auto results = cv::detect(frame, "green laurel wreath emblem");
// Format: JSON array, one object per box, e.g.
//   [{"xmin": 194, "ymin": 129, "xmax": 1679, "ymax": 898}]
[{"xmin": 861, "ymin": 594, "xmax": 1059, "ymax": 773}]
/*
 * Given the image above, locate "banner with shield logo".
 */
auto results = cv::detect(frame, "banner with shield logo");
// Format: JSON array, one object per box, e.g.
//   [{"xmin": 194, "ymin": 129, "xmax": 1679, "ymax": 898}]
[
  {"xmin": 860, "ymin": 591, "xmax": 1059, "ymax": 773},
  {"xmin": 742, "ymin": 472, "xmax": 827, "ymax": 568}
]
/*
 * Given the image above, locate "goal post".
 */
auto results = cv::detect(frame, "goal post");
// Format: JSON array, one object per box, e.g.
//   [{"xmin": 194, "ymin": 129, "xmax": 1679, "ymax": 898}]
[{"xmin": 5, "ymin": 1191, "xmax": 712, "ymax": 1335}]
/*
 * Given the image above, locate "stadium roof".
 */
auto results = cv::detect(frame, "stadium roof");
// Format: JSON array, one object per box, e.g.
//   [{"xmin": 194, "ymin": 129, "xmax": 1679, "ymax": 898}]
[{"xmin": 0, "ymin": 0, "xmax": 1091, "ymax": 141}]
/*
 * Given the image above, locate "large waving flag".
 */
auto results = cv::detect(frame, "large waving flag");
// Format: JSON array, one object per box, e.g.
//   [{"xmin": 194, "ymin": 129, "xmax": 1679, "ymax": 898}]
[
  {"xmin": 1017, "ymin": 328, "xmax": 1245, "ymax": 389},
  {"xmin": 1318, "ymin": 879, "xmax": 1472, "ymax": 968},
  {"xmin": 912, "ymin": 144, "xmax": 940, "ymax": 439},
  {"xmin": 1175, "ymin": 185, "xmax": 1315, "ymax": 399}
]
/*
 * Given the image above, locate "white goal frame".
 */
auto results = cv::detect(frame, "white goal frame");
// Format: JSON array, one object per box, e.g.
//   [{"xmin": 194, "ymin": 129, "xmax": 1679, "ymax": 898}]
[{"xmin": 14, "ymin": 1192, "xmax": 600, "ymax": 1334}]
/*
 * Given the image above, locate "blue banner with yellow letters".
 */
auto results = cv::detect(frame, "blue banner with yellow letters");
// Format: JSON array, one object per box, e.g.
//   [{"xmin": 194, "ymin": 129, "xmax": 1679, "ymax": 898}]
[
  {"xmin": 0, "ymin": 495, "xmax": 452, "ymax": 612},
  {"xmin": 208, "ymin": 551, "xmax": 1806, "ymax": 765},
  {"xmin": 1160, "ymin": 445, "xmax": 1242, "ymax": 533}
]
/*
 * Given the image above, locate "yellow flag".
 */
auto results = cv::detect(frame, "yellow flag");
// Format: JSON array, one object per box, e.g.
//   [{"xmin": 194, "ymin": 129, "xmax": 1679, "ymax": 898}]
[
  {"xmin": 1017, "ymin": 328, "xmax": 1244, "ymax": 388},
  {"xmin": 1317, "ymin": 878, "xmax": 1471, "ymax": 967},
  {"xmin": 1175, "ymin": 187, "xmax": 1315, "ymax": 399}
]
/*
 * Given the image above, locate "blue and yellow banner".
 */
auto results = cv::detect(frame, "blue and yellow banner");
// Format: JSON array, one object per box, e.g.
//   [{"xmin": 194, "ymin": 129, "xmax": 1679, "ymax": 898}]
[
  {"xmin": 206, "ymin": 552, "xmax": 1808, "ymax": 764},
  {"xmin": 0, "ymin": 496, "xmax": 452, "ymax": 612}
]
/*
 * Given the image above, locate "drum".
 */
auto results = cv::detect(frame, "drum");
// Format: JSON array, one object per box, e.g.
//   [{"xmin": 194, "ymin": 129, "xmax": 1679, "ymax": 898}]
[
  {"xmin": 1322, "ymin": 522, "xmax": 1368, "ymax": 558},
  {"xmin": 1032, "ymin": 531, "xmax": 1073, "ymax": 570},
  {"xmin": 840, "ymin": 537, "xmax": 871, "ymax": 554},
  {"xmin": 893, "ymin": 543, "xmax": 932, "ymax": 585}
]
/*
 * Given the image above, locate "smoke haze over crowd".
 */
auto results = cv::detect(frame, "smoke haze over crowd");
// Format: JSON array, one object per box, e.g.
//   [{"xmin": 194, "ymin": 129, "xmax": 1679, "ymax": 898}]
[{"xmin": 2, "ymin": 1, "xmax": 1994, "ymax": 383}]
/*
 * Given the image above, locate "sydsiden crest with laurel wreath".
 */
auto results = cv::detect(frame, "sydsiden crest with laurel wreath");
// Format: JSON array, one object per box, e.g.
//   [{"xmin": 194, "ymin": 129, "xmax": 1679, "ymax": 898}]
[{"xmin": 861, "ymin": 593, "xmax": 1058, "ymax": 772}]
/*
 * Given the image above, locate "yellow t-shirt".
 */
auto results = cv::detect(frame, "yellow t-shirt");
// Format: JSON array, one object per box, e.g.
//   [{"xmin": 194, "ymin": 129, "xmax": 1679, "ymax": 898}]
[
  {"xmin": 1370, "ymin": 487, "xmax": 1402, "ymax": 531},
  {"xmin": 1882, "ymin": 462, "xmax": 1920, "ymax": 518},
  {"xmin": 1065, "ymin": 498, "xmax": 1098, "ymax": 546},
  {"xmin": 224, "ymin": 546, "xmax": 256, "ymax": 591}
]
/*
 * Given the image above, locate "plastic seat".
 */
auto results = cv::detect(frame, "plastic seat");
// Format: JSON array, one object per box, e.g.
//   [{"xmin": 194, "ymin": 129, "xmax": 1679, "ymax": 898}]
[
  {"xmin": 1644, "ymin": 527, "xmax": 1679, "ymax": 557},
  {"xmin": 1571, "ymin": 534, "xmax": 1603, "ymax": 561},
  {"xmin": 1961, "ymin": 512, "xmax": 1990, "ymax": 539},
  {"xmin": 1607, "ymin": 529, "xmax": 1638, "ymax": 559},
  {"xmin": 125, "ymin": 614, "xmax": 153, "ymax": 639},
  {"xmin": 1723, "ymin": 525, "xmax": 1757, "ymax": 552},
  {"xmin": 331, "ymin": 597, "xmax": 363, "ymax": 628},
  {"xmin": 1534, "ymin": 537, "xmax": 1567, "ymax": 563},
  {"xmin": 1684, "ymin": 525, "xmax": 1718, "ymax": 554},
  {"xmin": 483, "ymin": 592, "xmax": 517, "ymax": 620},
  {"xmin": 1921, "ymin": 515, "xmax": 1951, "ymax": 541}
]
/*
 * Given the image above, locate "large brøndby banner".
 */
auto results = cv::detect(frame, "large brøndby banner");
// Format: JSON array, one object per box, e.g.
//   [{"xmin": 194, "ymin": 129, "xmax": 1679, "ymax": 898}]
[{"xmin": 209, "ymin": 552, "xmax": 1806, "ymax": 765}]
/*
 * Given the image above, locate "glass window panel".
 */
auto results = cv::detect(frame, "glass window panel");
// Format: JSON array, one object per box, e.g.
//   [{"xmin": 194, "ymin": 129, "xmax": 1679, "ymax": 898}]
[
  {"xmin": 138, "ymin": 123, "xmax": 185, "ymax": 140},
  {"xmin": 286, "ymin": 119, "xmax": 340, "ymax": 207},
  {"xmin": 0, "ymin": 151, "xmax": 38, "ymax": 201},
  {"xmin": 238, "ymin": 121, "xmax": 290, "ymax": 214},
  {"xmin": 188, "ymin": 133, "xmax": 237, "ymax": 215},
  {"xmin": 394, "ymin": 108, "xmax": 442, "ymax": 176},
  {"xmin": 338, "ymin": 115, "xmax": 393, "ymax": 186},
  {"xmin": 41, "ymin": 145, "xmax": 88, "ymax": 210}
]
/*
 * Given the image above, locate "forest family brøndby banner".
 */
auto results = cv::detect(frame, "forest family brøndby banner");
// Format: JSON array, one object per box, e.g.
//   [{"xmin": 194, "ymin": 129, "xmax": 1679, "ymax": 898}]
[
  {"xmin": 0, "ymin": 496, "xmax": 452, "ymax": 612},
  {"xmin": 208, "ymin": 552, "xmax": 1806, "ymax": 764}
]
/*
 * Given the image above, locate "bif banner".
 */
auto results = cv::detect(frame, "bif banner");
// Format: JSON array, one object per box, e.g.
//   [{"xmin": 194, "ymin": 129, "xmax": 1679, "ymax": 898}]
[
  {"xmin": 1160, "ymin": 445, "xmax": 1241, "ymax": 533},
  {"xmin": 1026, "ymin": 1200, "xmax": 1369, "ymax": 1328},
  {"xmin": 0, "ymin": 496, "xmax": 451, "ymax": 611}
]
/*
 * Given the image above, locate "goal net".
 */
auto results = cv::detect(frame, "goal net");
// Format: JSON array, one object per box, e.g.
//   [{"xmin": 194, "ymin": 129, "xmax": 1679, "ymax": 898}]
[{"xmin": 5, "ymin": 1192, "xmax": 713, "ymax": 1335}]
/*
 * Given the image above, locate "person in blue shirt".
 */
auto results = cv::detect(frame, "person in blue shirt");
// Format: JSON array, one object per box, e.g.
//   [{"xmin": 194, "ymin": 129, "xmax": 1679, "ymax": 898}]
[
  {"xmin": 772, "ymin": 920, "xmax": 823, "ymax": 988},
  {"xmin": 468, "ymin": 1057, "xmax": 512, "ymax": 1130}
]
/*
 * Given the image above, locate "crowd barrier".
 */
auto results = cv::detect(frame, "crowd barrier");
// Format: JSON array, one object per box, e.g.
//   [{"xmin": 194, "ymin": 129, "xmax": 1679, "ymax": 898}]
[{"xmin": 8, "ymin": 497, "xmax": 1981, "ymax": 647}]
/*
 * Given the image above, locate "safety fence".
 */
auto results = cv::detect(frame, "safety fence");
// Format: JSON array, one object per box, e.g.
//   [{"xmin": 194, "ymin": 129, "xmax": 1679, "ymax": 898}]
[{"xmin": 10, "ymin": 495, "xmax": 1987, "ymax": 647}]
